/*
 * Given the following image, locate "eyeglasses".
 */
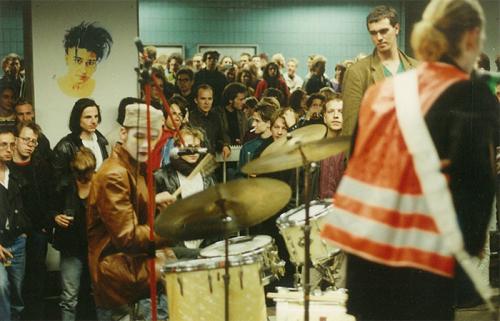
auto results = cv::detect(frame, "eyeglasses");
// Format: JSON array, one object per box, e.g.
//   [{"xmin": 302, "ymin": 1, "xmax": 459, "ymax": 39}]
[
  {"xmin": 0, "ymin": 142, "xmax": 16, "ymax": 150},
  {"xmin": 18, "ymin": 137, "xmax": 38, "ymax": 146}
]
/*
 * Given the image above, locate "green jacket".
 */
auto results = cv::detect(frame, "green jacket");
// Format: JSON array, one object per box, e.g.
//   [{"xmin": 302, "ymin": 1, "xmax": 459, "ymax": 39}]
[{"xmin": 341, "ymin": 49, "xmax": 418, "ymax": 136}]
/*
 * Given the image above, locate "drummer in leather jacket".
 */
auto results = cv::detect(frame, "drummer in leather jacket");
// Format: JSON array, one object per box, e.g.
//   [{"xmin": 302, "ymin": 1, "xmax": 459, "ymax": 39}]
[
  {"xmin": 155, "ymin": 126, "xmax": 217, "ymax": 257},
  {"xmin": 52, "ymin": 98, "xmax": 108, "ymax": 192}
]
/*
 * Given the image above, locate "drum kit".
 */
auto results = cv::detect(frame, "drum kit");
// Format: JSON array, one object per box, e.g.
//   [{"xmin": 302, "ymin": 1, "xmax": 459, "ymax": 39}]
[{"xmin": 155, "ymin": 124, "xmax": 351, "ymax": 321}]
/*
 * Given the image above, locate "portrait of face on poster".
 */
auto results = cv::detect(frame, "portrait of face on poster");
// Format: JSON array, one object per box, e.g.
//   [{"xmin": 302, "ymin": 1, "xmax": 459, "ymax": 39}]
[{"xmin": 31, "ymin": 1, "xmax": 138, "ymax": 144}]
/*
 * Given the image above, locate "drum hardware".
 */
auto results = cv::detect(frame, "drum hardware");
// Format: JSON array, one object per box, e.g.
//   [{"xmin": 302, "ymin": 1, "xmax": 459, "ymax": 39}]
[
  {"xmin": 242, "ymin": 127, "xmax": 350, "ymax": 321},
  {"xmin": 200, "ymin": 235, "xmax": 286, "ymax": 285},
  {"xmin": 156, "ymin": 179, "xmax": 291, "ymax": 321}
]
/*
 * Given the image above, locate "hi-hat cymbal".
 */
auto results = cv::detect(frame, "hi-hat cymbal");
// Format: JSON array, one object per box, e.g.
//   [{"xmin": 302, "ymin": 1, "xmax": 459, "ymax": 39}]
[
  {"xmin": 155, "ymin": 178, "xmax": 292, "ymax": 241},
  {"xmin": 242, "ymin": 136, "xmax": 351, "ymax": 175},
  {"xmin": 262, "ymin": 124, "xmax": 327, "ymax": 156}
]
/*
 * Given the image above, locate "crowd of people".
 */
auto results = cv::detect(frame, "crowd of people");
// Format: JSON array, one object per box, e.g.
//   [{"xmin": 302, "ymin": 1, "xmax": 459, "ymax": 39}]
[{"xmin": 0, "ymin": 1, "xmax": 499, "ymax": 321}]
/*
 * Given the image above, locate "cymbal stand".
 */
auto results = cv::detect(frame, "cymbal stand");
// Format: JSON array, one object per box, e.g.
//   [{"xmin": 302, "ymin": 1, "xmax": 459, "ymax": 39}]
[
  {"xmin": 215, "ymin": 198, "xmax": 232, "ymax": 321},
  {"xmin": 298, "ymin": 145, "xmax": 312, "ymax": 321}
]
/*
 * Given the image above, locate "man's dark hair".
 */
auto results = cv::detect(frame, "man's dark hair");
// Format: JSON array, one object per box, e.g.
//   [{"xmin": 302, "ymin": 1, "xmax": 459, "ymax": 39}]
[
  {"xmin": 167, "ymin": 53, "xmax": 184, "ymax": 66},
  {"xmin": 221, "ymin": 82, "xmax": 247, "ymax": 107},
  {"xmin": 176, "ymin": 67, "xmax": 194, "ymax": 81},
  {"xmin": 366, "ymin": 5, "xmax": 399, "ymax": 29},
  {"xmin": 289, "ymin": 89, "xmax": 307, "ymax": 114},
  {"xmin": 477, "ymin": 52, "xmax": 490, "ymax": 71},
  {"xmin": 263, "ymin": 62, "xmax": 280, "ymax": 82},
  {"xmin": 69, "ymin": 98, "xmax": 101, "ymax": 133},
  {"xmin": 202, "ymin": 51, "xmax": 220, "ymax": 62},
  {"xmin": 262, "ymin": 88, "xmax": 285, "ymax": 107},
  {"xmin": 254, "ymin": 102, "xmax": 275, "ymax": 123},
  {"xmin": 117, "ymin": 97, "xmax": 145, "ymax": 126},
  {"xmin": 168, "ymin": 94, "xmax": 188, "ymax": 116},
  {"xmin": 306, "ymin": 93, "xmax": 326, "ymax": 108},
  {"xmin": 15, "ymin": 99, "xmax": 32, "ymax": 108},
  {"xmin": 17, "ymin": 121, "xmax": 41, "ymax": 137},
  {"xmin": 63, "ymin": 21, "xmax": 113, "ymax": 62},
  {"xmin": 0, "ymin": 126, "xmax": 15, "ymax": 136}
]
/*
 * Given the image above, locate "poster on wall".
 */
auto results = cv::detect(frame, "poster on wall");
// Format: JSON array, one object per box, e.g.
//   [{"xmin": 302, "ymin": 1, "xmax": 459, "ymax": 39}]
[{"xmin": 31, "ymin": 1, "xmax": 138, "ymax": 145}]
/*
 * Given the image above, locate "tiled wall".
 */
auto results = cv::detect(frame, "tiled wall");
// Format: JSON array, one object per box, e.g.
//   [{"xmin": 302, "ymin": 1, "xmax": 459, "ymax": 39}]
[
  {"xmin": 0, "ymin": 1, "xmax": 25, "ymax": 76},
  {"xmin": 139, "ymin": 0, "xmax": 405, "ymax": 76}
]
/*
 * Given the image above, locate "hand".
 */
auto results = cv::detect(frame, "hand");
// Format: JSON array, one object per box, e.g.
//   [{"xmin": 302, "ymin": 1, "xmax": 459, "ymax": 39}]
[
  {"xmin": 54, "ymin": 214, "xmax": 74, "ymax": 229},
  {"xmin": 0, "ymin": 244, "xmax": 13, "ymax": 263},
  {"xmin": 155, "ymin": 191, "xmax": 176, "ymax": 210},
  {"xmin": 283, "ymin": 109, "xmax": 296, "ymax": 128},
  {"xmin": 222, "ymin": 146, "xmax": 231, "ymax": 160},
  {"xmin": 154, "ymin": 248, "xmax": 177, "ymax": 281}
]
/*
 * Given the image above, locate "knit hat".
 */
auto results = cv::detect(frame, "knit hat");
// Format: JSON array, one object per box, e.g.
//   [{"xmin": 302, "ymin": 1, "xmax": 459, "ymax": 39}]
[{"xmin": 122, "ymin": 103, "xmax": 163, "ymax": 132}]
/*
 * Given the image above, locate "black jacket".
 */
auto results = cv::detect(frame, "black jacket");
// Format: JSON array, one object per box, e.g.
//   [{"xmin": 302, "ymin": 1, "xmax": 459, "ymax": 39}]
[
  {"xmin": 189, "ymin": 108, "xmax": 230, "ymax": 154},
  {"xmin": 52, "ymin": 181, "xmax": 87, "ymax": 257},
  {"xmin": 154, "ymin": 164, "xmax": 215, "ymax": 197},
  {"xmin": 10, "ymin": 155, "xmax": 54, "ymax": 232},
  {"xmin": 0, "ymin": 166, "xmax": 31, "ymax": 243},
  {"xmin": 53, "ymin": 131, "xmax": 108, "ymax": 191}
]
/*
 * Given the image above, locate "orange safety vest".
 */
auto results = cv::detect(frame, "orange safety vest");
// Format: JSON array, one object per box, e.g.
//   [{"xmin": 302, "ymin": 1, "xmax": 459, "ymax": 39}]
[{"xmin": 321, "ymin": 62, "xmax": 469, "ymax": 277}]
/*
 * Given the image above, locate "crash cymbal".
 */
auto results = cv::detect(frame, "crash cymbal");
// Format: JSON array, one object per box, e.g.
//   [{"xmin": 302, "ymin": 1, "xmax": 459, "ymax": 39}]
[
  {"xmin": 262, "ymin": 124, "xmax": 327, "ymax": 156},
  {"xmin": 242, "ymin": 136, "xmax": 351, "ymax": 175},
  {"xmin": 155, "ymin": 178, "xmax": 292, "ymax": 241}
]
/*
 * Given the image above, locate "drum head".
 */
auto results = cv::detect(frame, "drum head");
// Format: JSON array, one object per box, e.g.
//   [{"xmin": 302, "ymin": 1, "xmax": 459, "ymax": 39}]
[
  {"xmin": 200, "ymin": 235, "xmax": 272, "ymax": 258},
  {"xmin": 277, "ymin": 200, "xmax": 333, "ymax": 227},
  {"xmin": 162, "ymin": 255, "xmax": 257, "ymax": 273}
]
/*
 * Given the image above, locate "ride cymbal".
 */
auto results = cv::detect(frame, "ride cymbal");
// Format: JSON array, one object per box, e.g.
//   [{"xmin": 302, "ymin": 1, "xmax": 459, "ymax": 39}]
[{"xmin": 155, "ymin": 178, "xmax": 292, "ymax": 240}]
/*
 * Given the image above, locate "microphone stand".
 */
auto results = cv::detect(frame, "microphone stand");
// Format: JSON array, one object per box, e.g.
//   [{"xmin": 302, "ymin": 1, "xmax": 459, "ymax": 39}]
[
  {"xmin": 134, "ymin": 38, "xmax": 185, "ymax": 321},
  {"xmin": 298, "ymin": 146, "xmax": 312, "ymax": 321}
]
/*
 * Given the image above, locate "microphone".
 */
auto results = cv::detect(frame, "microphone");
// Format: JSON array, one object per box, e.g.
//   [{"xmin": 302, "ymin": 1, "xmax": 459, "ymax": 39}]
[
  {"xmin": 170, "ymin": 147, "xmax": 208, "ymax": 158},
  {"xmin": 134, "ymin": 37, "xmax": 144, "ymax": 55}
]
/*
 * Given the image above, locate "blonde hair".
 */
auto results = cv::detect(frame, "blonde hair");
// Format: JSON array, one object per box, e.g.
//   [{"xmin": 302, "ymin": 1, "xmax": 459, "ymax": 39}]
[
  {"xmin": 175, "ymin": 127, "xmax": 205, "ymax": 147},
  {"xmin": 411, "ymin": 0, "xmax": 484, "ymax": 61},
  {"xmin": 71, "ymin": 147, "xmax": 96, "ymax": 182}
]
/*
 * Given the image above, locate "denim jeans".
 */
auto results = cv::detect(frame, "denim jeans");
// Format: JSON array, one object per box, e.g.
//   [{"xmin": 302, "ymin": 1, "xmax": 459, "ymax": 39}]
[
  {"xmin": 136, "ymin": 293, "xmax": 168, "ymax": 321},
  {"xmin": 96, "ymin": 293, "xmax": 167, "ymax": 321},
  {"xmin": 22, "ymin": 230, "xmax": 49, "ymax": 320},
  {"xmin": 0, "ymin": 234, "xmax": 27, "ymax": 321},
  {"xmin": 59, "ymin": 254, "xmax": 84, "ymax": 321}
]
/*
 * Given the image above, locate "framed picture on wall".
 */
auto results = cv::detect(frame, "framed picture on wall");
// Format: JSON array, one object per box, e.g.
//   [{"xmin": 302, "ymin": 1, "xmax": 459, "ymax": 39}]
[
  {"xmin": 152, "ymin": 44, "xmax": 185, "ymax": 59},
  {"xmin": 197, "ymin": 44, "xmax": 258, "ymax": 61}
]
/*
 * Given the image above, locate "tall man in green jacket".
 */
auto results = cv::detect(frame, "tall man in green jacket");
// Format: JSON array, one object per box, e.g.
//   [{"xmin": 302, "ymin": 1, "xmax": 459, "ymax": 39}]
[{"xmin": 342, "ymin": 5, "xmax": 418, "ymax": 136}]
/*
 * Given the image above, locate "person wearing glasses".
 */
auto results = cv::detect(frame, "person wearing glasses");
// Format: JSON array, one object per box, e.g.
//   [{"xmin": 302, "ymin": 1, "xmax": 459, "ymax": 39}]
[
  {"xmin": 57, "ymin": 21, "xmax": 113, "ymax": 98},
  {"xmin": 0, "ymin": 127, "xmax": 30, "ymax": 321},
  {"xmin": 10, "ymin": 122, "xmax": 53, "ymax": 320}
]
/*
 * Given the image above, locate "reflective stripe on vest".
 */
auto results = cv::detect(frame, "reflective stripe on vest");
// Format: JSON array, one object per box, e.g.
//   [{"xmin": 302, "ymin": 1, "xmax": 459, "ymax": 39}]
[{"xmin": 321, "ymin": 62, "xmax": 468, "ymax": 277}]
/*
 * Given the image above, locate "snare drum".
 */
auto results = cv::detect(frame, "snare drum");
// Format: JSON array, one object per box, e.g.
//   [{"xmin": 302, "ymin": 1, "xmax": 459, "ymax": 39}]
[
  {"xmin": 200, "ymin": 235, "xmax": 285, "ymax": 285},
  {"xmin": 277, "ymin": 200, "xmax": 339, "ymax": 266},
  {"xmin": 162, "ymin": 256, "xmax": 267, "ymax": 321}
]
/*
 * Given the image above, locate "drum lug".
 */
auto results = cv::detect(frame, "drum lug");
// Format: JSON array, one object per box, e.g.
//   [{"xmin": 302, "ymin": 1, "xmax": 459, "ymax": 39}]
[
  {"xmin": 177, "ymin": 277, "xmax": 184, "ymax": 296},
  {"xmin": 208, "ymin": 273, "xmax": 213, "ymax": 294},
  {"xmin": 239, "ymin": 269, "xmax": 244, "ymax": 290}
]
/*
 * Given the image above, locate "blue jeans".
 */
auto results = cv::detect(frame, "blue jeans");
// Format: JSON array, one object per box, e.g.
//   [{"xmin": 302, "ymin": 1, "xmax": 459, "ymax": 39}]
[
  {"xmin": 59, "ymin": 254, "xmax": 84, "ymax": 321},
  {"xmin": 0, "ymin": 235, "xmax": 27, "ymax": 321},
  {"xmin": 96, "ymin": 293, "xmax": 167, "ymax": 321}
]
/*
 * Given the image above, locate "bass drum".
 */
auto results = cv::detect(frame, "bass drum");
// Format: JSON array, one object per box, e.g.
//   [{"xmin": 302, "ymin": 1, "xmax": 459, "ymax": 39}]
[{"xmin": 162, "ymin": 256, "xmax": 267, "ymax": 321}]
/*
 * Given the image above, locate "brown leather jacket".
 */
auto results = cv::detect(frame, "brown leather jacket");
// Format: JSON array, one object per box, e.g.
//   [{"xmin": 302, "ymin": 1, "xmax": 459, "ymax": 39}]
[{"xmin": 87, "ymin": 144, "xmax": 170, "ymax": 308}]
